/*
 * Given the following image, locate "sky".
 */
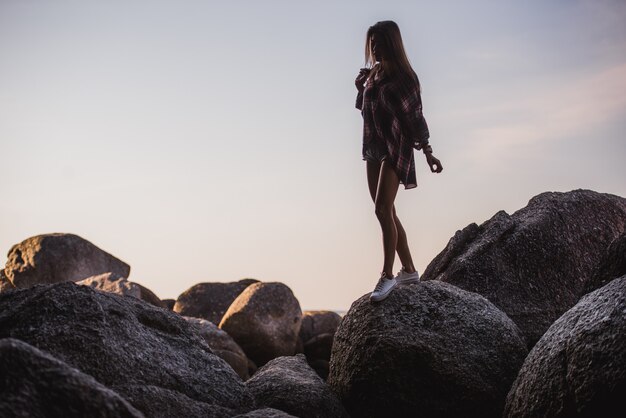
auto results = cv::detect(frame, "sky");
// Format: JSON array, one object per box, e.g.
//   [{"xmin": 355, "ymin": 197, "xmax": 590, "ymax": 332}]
[{"xmin": 1, "ymin": 0, "xmax": 625, "ymax": 311}]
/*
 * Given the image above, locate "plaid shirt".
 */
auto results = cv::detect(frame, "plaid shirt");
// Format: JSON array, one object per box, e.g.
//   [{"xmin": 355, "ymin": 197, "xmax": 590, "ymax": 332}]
[{"xmin": 356, "ymin": 71, "xmax": 430, "ymax": 189}]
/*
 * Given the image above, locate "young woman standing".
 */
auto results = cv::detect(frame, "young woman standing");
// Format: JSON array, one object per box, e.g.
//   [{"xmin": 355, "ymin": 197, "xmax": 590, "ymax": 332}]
[{"xmin": 355, "ymin": 21, "xmax": 443, "ymax": 302}]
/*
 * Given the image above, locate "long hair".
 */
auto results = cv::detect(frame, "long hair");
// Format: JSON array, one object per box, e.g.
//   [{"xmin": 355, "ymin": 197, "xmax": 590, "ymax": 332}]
[{"xmin": 365, "ymin": 20, "xmax": 420, "ymax": 92}]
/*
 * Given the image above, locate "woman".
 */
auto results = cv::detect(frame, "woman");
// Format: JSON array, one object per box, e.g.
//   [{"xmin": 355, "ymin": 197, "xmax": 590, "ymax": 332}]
[{"xmin": 355, "ymin": 21, "xmax": 443, "ymax": 303}]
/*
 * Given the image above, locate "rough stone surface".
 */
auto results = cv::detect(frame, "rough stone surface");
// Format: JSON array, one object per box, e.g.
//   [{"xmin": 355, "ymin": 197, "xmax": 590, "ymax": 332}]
[
  {"xmin": 0, "ymin": 269, "xmax": 14, "ymax": 292},
  {"xmin": 328, "ymin": 282, "xmax": 528, "ymax": 418},
  {"xmin": 233, "ymin": 408, "xmax": 297, "ymax": 418},
  {"xmin": 246, "ymin": 354, "xmax": 349, "ymax": 418},
  {"xmin": 220, "ymin": 282, "xmax": 302, "ymax": 367},
  {"xmin": 0, "ymin": 338, "xmax": 144, "ymax": 418},
  {"xmin": 78, "ymin": 273, "xmax": 165, "ymax": 308},
  {"xmin": 298, "ymin": 310, "xmax": 342, "ymax": 344},
  {"xmin": 184, "ymin": 316, "xmax": 250, "ymax": 380},
  {"xmin": 174, "ymin": 279, "xmax": 259, "ymax": 324},
  {"xmin": 162, "ymin": 298, "xmax": 176, "ymax": 310},
  {"xmin": 585, "ymin": 231, "xmax": 626, "ymax": 294},
  {"xmin": 0, "ymin": 282, "xmax": 254, "ymax": 416},
  {"xmin": 504, "ymin": 275, "xmax": 626, "ymax": 418},
  {"xmin": 4, "ymin": 233, "xmax": 131, "ymax": 288},
  {"xmin": 422, "ymin": 189, "xmax": 626, "ymax": 347}
]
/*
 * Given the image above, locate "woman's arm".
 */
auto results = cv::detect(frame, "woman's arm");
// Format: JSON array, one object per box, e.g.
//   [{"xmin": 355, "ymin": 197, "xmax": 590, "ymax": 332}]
[{"xmin": 355, "ymin": 68, "xmax": 370, "ymax": 110}]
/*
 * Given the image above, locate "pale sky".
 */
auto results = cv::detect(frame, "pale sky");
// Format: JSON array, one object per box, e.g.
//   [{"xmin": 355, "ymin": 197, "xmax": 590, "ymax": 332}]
[{"xmin": 1, "ymin": 0, "xmax": 625, "ymax": 311}]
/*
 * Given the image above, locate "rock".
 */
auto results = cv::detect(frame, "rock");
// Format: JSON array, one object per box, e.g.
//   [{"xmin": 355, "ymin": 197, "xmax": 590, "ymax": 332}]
[
  {"xmin": 184, "ymin": 316, "xmax": 250, "ymax": 380},
  {"xmin": 246, "ymin": 354, "xmax": 349, "ymax": 418},
  {"xmin": 0, "ymin": 282, "xmax": 254, "ymax": 416},
  {"xmin": 162, "ymin": 298, "xmax": 176, "ymax": 310},
  {"xmin": 307, "ymin": 358, "xmax": 330, "ymax": 381},
  {"xmin": 116, "ymin": 385, "xmax": 234, "ymax": 418},
  {"xmin": 233, "ymin": 408, "xmax": 297, "ymax": 418},
  {"xmin": 298, "ymin": 310, "xmax": 342, "ymax": 345},
  {"xmin": 328, "ymin": 282, "xmax": 528, "ymax": 418},
  {"xmin": 422, "ymin": 189, "xmax": 626, "ymax": 347},
  {"xmin": 0, "ymin": 269, "xmax": 14, "ymax": 292},
  {"xmin": 78, "ymin": 273, "xmax": 165, "ymax": 308},
  {"xmin": 219, "ymin": 282, "xmax": 303, "ymax": 367},
  {"xmin": 4, "ymin": 233, "xmax": 130, "ymax": 288},
  {"xmin": 174, "ymin": 279, "xmax": 259, "ymax": 324},
  {"xmin": 585, "ymin": 231, "xmax": 626, "ymax": 294},
  {"xmin": 0, "ymin": 338, "xmax": 144, "ymax": 418},
  {"xmin": 504, "ymin": 275, "xmax": 626, "ymax": 417}
]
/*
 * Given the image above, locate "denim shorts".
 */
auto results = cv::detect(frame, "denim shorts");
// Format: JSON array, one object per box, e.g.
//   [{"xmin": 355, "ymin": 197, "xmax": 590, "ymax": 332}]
[{"xmin": 362, "ymin": 139, "xmax": 389, "ymax": 163}]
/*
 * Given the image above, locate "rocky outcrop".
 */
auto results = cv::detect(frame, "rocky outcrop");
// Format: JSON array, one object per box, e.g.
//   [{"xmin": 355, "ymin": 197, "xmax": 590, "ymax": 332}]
[
  {"xmin": 0, "ymin": 269, "xmax": 14, "ymax": 292},
  {"xmin": 0, "ymin": 338, "xmax": 144, "ymax": 418},
  {"xmin": 174, "ymin": 279, "xmax": 259, "ymax": 324},
  {"xmin": 162, "ymin": 298, "xmax": 176, "ymax": 310},
  {"xmin": 298, "ymin": 310, "xmax": 342, "ymax": 379},
  {"xmin": 4, "ymin": 233, "xmax": 130, "ymax": 288},
  {"xmin": 184, "ymin": 316, "xmax": 250, "ymax": 380},
  {"xmin": 78, "ymin": 273, "xmax": 165, "ymax": 308},
  {"xmin": 328, "ymin": 282, "xmax": 528, "ymax": 418},
  {"xmin": 585, "ymin": 231, "xmax": 626, "ymax": 294},
  {"xmin": 504, "ymin": 275, "xmax": 626, "ymax": 417},
  {"xmin": 422, "ymin": 189, "xmax": 626, "ymax": 347},
  {"xmin": 246, "ymin": 354, "xmax": 349, "ymax": 418},
  {"xmin": 233, "ymin": 408, "xmax": 297, "ymax": 418},
  {"xmin": 0, "ymin": 282, "xmax": 254, "ymax": 416},
  {"xmin": 220, "ymin": 282, "xmax": 302, "ymax": 367}
]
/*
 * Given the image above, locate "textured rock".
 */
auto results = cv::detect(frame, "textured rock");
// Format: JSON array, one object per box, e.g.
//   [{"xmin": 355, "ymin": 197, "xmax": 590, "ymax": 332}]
[
  {"xmin": 0, "ymin": 282, "xmax": 254, "ymax": 416},
  {"xmin": 0, "ymin": 338, "xmax": 144, "ymax": 418},
  {"xmin": 233, "ymin": 408, "xmax": 297, "ymax": 418},
  {"xmin": 219, "ymin": 282, "xmax": 302, "ymax": 367},
  {"xmin": 4, "ymin": 233, "xmax": 130, "ymax": 288},
  {"xmin": 184, "ymin": 316, "xmax": 250, "ymax": 380},
  {"xmin": 78, "ymin": 273, "xmax": 165, "ymax": 308},
  {"xmin": 246, "ymin": 354, "xmax": 349, "ymax": 418},
  {"xmin": 422, "ymin": 189, "xmax": 626, "ymax": 347},
  {"xmin": 0, "ymin": 269, "xmax": 14, "ymax": 292},
  {"xmin": 585, "ymin": 231, "xmax": 626, "ymax": 294},
  {"xmin": 174, "ymin": 279, "xmax": 259, "ymax": 324},
  {"xmin": 298, "ymin": 310, "xmax": 342, "ymax": 344},
  {"xmin": 328, "ymin": 282, "xmax": 528, "ymax": 418},
  {"xmin": 504, "ymin": 275, "xmax": 626, "ymax": 418},
  {"xmin": 162, "ymin": 298, "xmax": 176, "ymax": 310}
]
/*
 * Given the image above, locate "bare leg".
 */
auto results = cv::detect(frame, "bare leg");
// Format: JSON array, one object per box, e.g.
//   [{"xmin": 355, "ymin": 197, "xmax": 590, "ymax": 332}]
[
  {"xmin": 366, "ymin": 161, "xmax": 416, "ymax": 274},
  {"xmin": 373, "ymin": 161, "xmax": 401, "ymax": 277}
]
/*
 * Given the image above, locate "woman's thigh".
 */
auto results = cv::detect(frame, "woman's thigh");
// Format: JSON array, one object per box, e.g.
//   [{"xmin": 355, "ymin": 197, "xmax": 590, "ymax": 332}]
[
  {"xmin": 366, "ymin": 160, "xmax": 382, "ymax": 203},
  {"xmin": 375, "ymin": 160, "xmax": 400, "ymax": 212}
]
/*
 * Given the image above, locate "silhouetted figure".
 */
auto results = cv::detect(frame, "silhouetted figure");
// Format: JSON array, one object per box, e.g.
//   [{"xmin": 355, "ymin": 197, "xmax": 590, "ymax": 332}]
[{"xmin": 355, "ymin": 20, "xmax": 443, "ymax": 302}]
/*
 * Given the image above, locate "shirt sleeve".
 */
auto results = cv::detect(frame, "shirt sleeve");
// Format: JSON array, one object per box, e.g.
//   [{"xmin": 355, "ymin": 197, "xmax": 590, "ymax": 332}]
[
  {"xmin": 355, "ymin": 89, "xmax": 364, "ymax": 111},
  {"xmin": 381, "ymin": 82, "xmax": 430, "ymax": 149}
]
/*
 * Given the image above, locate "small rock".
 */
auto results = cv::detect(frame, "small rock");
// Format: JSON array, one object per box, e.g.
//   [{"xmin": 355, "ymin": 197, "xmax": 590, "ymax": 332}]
[
  {"xmin": 298, "ymin": 310, "xmax": 342, "ymax": 345},
  {"xmin": 78, "ymin": 273, "xmax": 165, "ymax": 308},
  {"xmin": 233, "ymin": 408, "xmax": 297, "ymax": 418}
]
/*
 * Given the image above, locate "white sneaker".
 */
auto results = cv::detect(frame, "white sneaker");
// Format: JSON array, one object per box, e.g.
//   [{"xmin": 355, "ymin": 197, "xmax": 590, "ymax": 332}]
[
  {"xmin": 369, "ymin": 273, "xmax": 397, "ymax": 302},
  {"xmin": 395, "ymin": 267, "xmax": 420, "ymax": 285}
]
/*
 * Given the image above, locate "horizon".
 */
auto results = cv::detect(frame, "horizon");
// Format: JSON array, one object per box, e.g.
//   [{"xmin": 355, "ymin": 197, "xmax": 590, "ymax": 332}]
[{"xmin": 1, "ymin": 0, "xmax": 625, "ymax": 311}]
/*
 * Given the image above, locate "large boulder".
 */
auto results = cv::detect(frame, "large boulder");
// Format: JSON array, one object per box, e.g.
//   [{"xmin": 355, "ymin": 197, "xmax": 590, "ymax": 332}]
[
  {"xmin": 0, "ymin": 338, "xmax": 144, "ymax": 418},
  {"xmin": 0, "ymin": 282, "xmax": 254, "ymax": 416},
  {"xmin": 246, "ymin": 354, "xmax": 349, "ymax": 418},
  {"xmin": 504, "ymin": 275, "xmax": 626, "ymax": 417},
  {"xmin": 328, "ymin": 282, "xmax": 528, "ymax": 418},
  {"xmin": 4, "ymin": 233, "xmax": 130, "ymax": 288},
  {"xmin": 174, "ymin": 279, "xmax": 259, "ymax": 324},
  {"xmin": 184, "ymin": 316, "xmax": 250, "ymax": 380},
  {"xmin": 585, "ymin": 231, "xmax": 626, "ymax": 294},
  {"xmin": 78, "ymin": 272, "xmax": 166, "ymax": 308},
  {"xmin": 422, "ymin": 189, "xmax": 626, "ymax": 347},
  {"xmin": 219, "ymin": 282, "xmax": 302, "ymax": 367}
]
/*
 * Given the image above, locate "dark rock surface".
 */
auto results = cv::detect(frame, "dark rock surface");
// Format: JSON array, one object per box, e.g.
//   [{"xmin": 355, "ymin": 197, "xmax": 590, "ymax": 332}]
[
  {"xmin": 4, "ymin": 233, "xmax": 130, "ymax": 288},
  {"xmin": 585, "ymin": 231, "xmax": 626, "ymax": 294},
  {"xmin": 328, "ymin": 282, "xmax": 528, "ymax": 418},
  {"xmin": 0, "ymin": 268, "xmax": 14, "ymax": 292},
  {"xmin": 0, "ymin": 282, "xmax": 254, "ymax": 416},
  {"xmin": 298, "ymin": 310, "xmax": 342, "ymax": 344},
  {"xmin": 162, "ymin": 298, "xmax": 176, "ymax": 310},
  {"xmin": 298, "ymin": 310, "xmax": 342, "ymax": 380},
  {"xmin": 233, "ymin": 408, "xmax": 298, "ymax": 418},
  {"xmin": 246, "ymin": 354, "xmax": 349, "ymax": 418},
  {"xmin": 504, "ymin": 275, "xmax": 626, "ymax": 418},
  {"xmin": 174, "ymin": 279, "xmax": 259, "ymax": 324},
  {"xmin": 422, "ymin": 189, "xmax": 626, "ymax": 347},
  {"xmin": 78, "ymin": 273, "xmax": 165, "ymax": 308},
  {"xmin": 184, "ymin": 316, "xmax": 250, "ymax": 380},
  {"xmin": 220, "ymin": 282, "xmax": 302, "ymax": 367},
  {"xmin": 0, "ymin": 338, "xmax": 144, "ymax": 418}
]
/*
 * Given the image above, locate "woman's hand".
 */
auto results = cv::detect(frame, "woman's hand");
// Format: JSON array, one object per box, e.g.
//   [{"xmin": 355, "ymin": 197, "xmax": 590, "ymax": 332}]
[
  {"xmin": 355, "ymin": 68, "xmax": 371, "ymax": 92},
  {"xmin": 426, "ymin": 153, "xmax": 443, "ymax": 173}
]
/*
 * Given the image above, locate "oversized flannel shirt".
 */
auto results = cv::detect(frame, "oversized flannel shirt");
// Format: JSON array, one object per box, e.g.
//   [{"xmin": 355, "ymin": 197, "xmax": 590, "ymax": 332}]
[{"xmin": 356, "ymin": 71, "xmax": 430, "ymax": 189}]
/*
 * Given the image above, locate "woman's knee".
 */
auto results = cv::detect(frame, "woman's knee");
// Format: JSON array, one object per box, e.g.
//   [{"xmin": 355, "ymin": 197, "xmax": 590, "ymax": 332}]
[{"xmin": 375, "ymin": 201, "xmax": 394, "ymax": 220}]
